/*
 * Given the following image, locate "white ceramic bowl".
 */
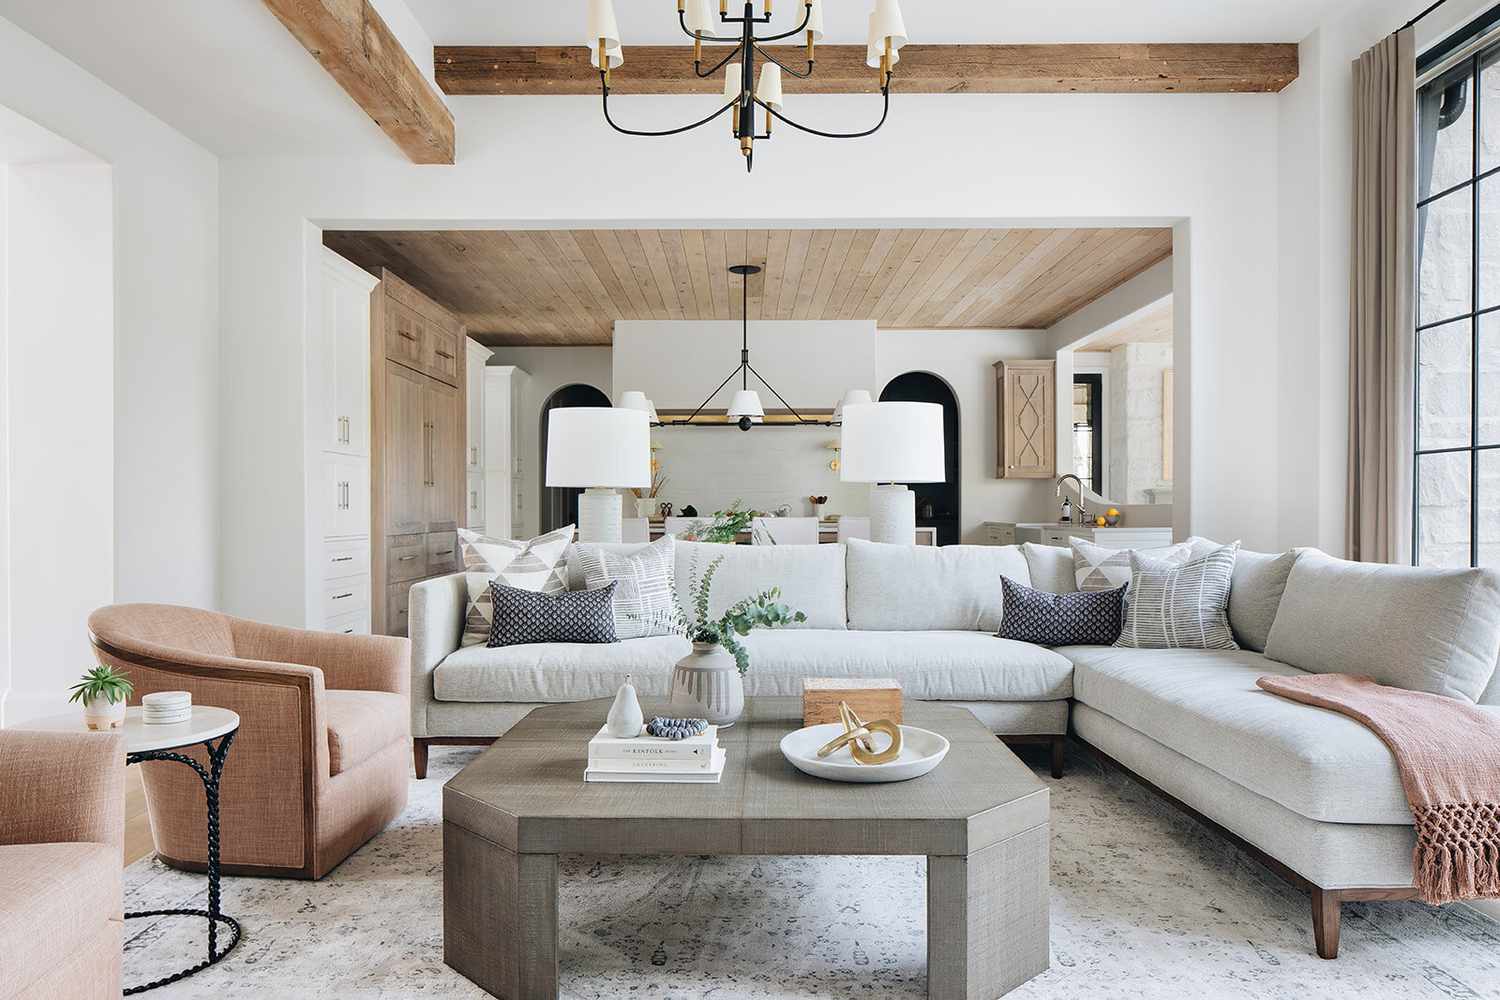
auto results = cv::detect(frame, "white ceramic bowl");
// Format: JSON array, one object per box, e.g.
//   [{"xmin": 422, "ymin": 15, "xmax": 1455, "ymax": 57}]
[{"xmin": 780, "ymin": 723, "xmax": 950, "ymax": 783}]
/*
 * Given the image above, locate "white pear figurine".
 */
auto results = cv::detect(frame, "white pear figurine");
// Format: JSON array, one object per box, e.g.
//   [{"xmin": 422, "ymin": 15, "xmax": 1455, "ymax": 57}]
[{"xmin": 606, "ymin": 674, "xmax": 645, "ymax": 738}]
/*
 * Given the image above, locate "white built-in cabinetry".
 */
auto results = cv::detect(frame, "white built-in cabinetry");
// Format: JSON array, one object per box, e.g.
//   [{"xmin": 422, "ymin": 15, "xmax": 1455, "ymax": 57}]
[
  {"xmin": 484, "ymin": 365, "xmax": 529, "ymax": 539},
  {"xmin": 305, "ymin": 247, "xmax": 376, "ymax": 635},
  {"xmin": 465, "ymin": 341, "xmax": 493, "ymax": 532}
]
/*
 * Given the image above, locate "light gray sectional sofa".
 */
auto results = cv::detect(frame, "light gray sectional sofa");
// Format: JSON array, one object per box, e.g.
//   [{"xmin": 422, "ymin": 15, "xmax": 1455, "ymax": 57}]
[{"xmin": 409, "ymin": 535, "xmax": 1500, "ymax": 959}]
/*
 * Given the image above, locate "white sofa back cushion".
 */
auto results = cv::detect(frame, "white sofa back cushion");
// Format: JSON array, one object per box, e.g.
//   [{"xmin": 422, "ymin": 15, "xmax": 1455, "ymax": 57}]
[
  {"xmin": 1186, "ymin": 539, "xmax": 1301, "ymax": 653},
  {"xmin": 674, "ymin": 541, "xmax": 846, "ymax": 630},
  {"xmin": 845, "ymin": 538, "xmax": 1030, "ymax": 632},
  {"xmin": 1264, "ymin": 549, "xmax": 1500, "ymax": 702},
  {"xmin": 1021, "ymin": 542, "xmax": 1078, "ymax": 594}
]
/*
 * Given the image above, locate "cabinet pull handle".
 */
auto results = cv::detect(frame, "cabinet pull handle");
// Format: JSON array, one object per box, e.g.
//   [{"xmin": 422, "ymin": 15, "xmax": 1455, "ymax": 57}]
[
  {"xmin": 399, "ymin": 330, "xmax": 417, "ymax": 342},
  {"xmin": 435, "ymin": 349, "xmax": 454, "ymax": 360},
  {"xmin": 433, "ymin": 549, "xmax": 453, "ymax": 556},
  {"xmin": 398, "ymin": 555, "xmax": 418, "ymax": 562},
  {"xmin": 342, "ymin": 628, "xmax": 355, "ymax": 634},
  {"xmin": 332, "ymin": 555, "xmax": 354, "ymax": 563},
  {"xmin": 397, "ymin": 609, "xmax": 408, "ymax": 617},
  {"xmin": 332, "ymin": 592, "xmax": 353, "ymax": 600}
]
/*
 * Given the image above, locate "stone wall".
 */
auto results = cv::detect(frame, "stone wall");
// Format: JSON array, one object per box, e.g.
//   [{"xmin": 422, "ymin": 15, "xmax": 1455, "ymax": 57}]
[
  {"xmin": 1416, "ymin": 64, "xmax": 1500, "ymax": 567},
  {"xmin": 1108, "ymin": 343, "xmax": 1174, "ymax": 505}
]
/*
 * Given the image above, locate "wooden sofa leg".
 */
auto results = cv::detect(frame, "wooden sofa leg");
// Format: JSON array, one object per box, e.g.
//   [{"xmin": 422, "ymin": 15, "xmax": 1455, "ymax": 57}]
[
  {"xmin": 414, "ymin": 739, "xmax": 429, "ymax": 780},
  {"xmin": 1049, "ymin": 737, "xmax": 1065, "ymax": 779},
  {"xmin": 1311, "ymin": 888, "xmax": 1341, "ymax": 959}
]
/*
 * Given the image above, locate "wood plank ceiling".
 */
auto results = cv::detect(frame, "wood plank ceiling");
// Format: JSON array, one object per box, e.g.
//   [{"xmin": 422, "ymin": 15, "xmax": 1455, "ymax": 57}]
[{"xmin": 323, "ymin": 227, "xmax": 1173, "ymax": 347}]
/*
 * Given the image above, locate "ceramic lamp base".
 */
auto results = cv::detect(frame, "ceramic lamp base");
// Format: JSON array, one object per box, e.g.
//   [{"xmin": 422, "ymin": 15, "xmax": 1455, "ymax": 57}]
[
  {"xmin": 868, "ymin": 484, "xmax": 916, "ymax": 544},
  {"xmin": 578, "ymin": 488, "xmax": 623, "ymax": 543}
]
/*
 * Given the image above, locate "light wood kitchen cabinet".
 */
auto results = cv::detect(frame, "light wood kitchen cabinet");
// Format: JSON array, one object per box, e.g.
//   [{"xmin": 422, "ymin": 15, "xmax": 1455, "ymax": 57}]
[
  {"xmin": 371, "ymin": 269, "xmax": 468, "ymax": 636},
  {"xmin": 994, "ymin": 360, "xmax": 1056, "ymax": 479}
]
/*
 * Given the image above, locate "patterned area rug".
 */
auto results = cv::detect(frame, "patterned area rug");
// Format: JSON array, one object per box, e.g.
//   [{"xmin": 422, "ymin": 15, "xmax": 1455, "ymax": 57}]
[{"xmin": 123, "ymin": 746, "xmax": 1500, "ymax": 999}]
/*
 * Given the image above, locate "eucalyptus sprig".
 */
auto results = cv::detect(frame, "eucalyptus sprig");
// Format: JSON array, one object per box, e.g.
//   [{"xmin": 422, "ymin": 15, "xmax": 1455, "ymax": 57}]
[
  {"xmin": 658, "ymin": 552, "xmax": 807, "ymax": 674},
  {"xmin": 68, "ymin": 665, "xmax": 134, "ymax": 706}
]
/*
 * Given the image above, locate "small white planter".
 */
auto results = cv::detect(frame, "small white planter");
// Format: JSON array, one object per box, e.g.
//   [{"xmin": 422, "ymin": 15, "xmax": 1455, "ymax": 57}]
[
  {"xmin": 635, "ymin": 498, "xmax": 658, "ymax": 519},
  {"xmin": 82, "ymin": 696, "xmax": 128, "ymax": 731},
  {"xmin": 669, "ymin": 642, "xmax": 745, "ymax": 727}
]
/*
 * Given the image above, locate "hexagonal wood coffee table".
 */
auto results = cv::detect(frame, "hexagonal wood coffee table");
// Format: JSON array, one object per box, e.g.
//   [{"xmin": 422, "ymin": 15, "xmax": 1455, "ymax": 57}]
[{"xmin": 442, "ymin": 697, "xmax": 1050, "ymax": 1000}]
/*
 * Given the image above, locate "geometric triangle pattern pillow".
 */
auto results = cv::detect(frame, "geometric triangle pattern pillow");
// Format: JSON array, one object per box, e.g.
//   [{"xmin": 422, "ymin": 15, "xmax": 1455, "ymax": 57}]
[
  {"xmin": 1070, "ymin": 536, "xmax": 1193, "ymax": 593},
  {"xmin": 458, "ymin": 525, "xmax": 574, "ymax": 647}
]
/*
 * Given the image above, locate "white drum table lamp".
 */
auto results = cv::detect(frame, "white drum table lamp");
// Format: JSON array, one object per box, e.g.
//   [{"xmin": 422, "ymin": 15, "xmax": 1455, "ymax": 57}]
[
  {"xmin": 839, "ymin": 401, "xmax": 944, "ymax": 545},
  {"xmin": 546, "ymin": 407, "xmax": 650, "ymax": 543}
]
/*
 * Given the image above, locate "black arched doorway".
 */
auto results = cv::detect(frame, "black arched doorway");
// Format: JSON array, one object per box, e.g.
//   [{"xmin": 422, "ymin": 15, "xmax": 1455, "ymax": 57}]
[
  {"xmin": 880, "ymin": 372, "xmax": 961, "ymax": 545},
  {"xmin": 539, "ymin": 384, "xmax": 612, "ymax": 534}
]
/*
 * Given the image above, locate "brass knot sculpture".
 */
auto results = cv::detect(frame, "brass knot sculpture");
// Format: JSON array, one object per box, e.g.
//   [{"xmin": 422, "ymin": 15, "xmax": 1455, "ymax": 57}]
[{"xmin": 815, "ymin": 701, "xmax": 903, "ymax": 765}]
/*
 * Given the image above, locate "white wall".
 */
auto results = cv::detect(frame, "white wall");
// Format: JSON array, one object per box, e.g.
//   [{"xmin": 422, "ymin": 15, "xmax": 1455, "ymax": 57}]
[
  {"xmin": 652, "ymin": 425, "xmax": 859, "ymax": 520},
  {"xmin": 0, "ymin": 15, "xmax": 220, "ymax": 610},
  {"xmin": 1, "ymin": 161, "xmax": 113, "ymax": 723},
  {"xmin": 483, "ymin": 346, "xmax": 612, "ymax": 541},
  {"xmin": 217, "ymin": 91, "xmax": 1285, "ymax": 621}
]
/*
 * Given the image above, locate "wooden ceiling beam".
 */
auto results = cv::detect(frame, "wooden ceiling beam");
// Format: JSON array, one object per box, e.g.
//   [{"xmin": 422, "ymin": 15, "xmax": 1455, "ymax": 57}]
[
  {"xmin": 435, "ymin": 43, "xmax": 1298, "ymax": 96},
  {"xmin": 263, "ymin": 0, "xmax": 455, "ymax": 164}
]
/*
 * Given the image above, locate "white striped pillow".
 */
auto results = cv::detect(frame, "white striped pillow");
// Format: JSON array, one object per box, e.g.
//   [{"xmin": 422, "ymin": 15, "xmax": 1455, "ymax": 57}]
[{"xmin": 1115, "ymin": 543, "xmax": 1240, "ymax": 650}]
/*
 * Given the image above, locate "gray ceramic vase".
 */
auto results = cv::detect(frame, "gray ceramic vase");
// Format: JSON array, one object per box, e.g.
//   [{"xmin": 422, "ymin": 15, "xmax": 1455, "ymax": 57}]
[{"xmin": 669, "ymin": 641, "xmax": 744, "ymax": 727}]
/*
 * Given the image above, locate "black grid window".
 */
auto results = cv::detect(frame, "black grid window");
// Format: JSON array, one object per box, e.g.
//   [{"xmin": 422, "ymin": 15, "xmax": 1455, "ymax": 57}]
[{"xmin": 1414, "ymin": 42, "xmax": 1500, "ymax": 568}]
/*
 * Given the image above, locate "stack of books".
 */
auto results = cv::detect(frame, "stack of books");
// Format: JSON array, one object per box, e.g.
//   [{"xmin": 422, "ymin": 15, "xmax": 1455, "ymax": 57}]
[
  {"xmin": 141, "ymin": 690, "xmax": 191, "ymax": 726},
  {"xmin": 584, "ymin": 724, "xmax": 726, "ymax": 783}
]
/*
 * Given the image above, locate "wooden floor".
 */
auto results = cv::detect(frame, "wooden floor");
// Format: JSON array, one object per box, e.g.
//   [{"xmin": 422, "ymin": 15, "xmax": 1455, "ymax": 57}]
[{"xmin": 124, "ymin": 767, "xmax": 154, "ymax": 866}]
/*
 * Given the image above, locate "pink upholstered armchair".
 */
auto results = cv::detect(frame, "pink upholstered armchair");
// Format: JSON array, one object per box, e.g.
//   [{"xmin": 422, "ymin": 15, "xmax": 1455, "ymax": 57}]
[
  {"xmin": 0, "ymin": 728, "xmax": 126, "ymax": 1000},
  {"xmin": 88, "ymin": 604, "xmax": 411, "ymax": 880}
]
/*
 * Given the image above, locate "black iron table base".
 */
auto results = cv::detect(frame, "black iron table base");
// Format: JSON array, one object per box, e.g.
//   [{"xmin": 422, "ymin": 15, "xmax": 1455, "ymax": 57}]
[{"xmin": 124, "ymin": 729, "xmax": 241, "ymax": 995}]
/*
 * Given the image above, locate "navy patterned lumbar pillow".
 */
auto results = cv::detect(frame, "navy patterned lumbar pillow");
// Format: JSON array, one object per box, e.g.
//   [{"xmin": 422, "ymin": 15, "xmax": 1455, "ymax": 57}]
[
  {"xmin": 997, "ymin": 575, "xmax": 1125, "ymax": 647},
  {"xmin": 487, "ymin": 580, "xmax": 618, "ymax": 647}
]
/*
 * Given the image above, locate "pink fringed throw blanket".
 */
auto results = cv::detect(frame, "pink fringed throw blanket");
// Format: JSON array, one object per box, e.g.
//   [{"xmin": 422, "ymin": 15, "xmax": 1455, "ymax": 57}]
[{"xmin": 1256, "ymin": 673, "xmax": 1500, "ymax": 905}]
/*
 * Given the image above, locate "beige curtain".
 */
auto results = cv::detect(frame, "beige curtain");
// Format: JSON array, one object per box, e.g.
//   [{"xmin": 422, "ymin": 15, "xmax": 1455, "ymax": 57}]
[{"xmin": 1347, "ymin": 28, "xmax": 1416, "ymax": 564}]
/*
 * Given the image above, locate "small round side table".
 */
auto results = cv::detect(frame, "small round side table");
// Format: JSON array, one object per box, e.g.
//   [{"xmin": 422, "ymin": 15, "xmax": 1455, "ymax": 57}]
[{"xmin": 29, "ymin": 705, "xmax": 242, "ymax": 994}]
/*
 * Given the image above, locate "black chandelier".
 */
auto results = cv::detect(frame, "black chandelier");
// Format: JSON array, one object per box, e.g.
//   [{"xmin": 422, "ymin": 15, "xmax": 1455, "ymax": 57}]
[{"xmin": 585, "ymin": 0, "xmax": 906, "ymax": 172}]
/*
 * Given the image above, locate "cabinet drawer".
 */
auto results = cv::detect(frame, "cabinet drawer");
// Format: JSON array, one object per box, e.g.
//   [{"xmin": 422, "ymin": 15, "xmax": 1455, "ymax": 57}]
[
  {"xmin": 387, "ymin": 581, "xmax": 413, "ymax": 637},
  {"xmin": 322, "ymin": 539, "xmax": 370, "ymax": 581},
  {"xmin": 325, "ymin": 607, "xmax": 371, "ymax": 637},
  {"xmin": 426, "ymin": 531, "xmax": 459, "ymax": 575},
  {"xmin": 388, "ymin": 534, "xmax": 428, "ymax": 583},
  {"xmin": 984, "ymin": 525, "xmax": 1017, "ymax": 546},
  {"xmin": 426, "ymin": 326, "xmax": 460, "ymax": 384},
  {"xmin": 322, "ymin": 576, "xmax": 368, "ymax": 621}
]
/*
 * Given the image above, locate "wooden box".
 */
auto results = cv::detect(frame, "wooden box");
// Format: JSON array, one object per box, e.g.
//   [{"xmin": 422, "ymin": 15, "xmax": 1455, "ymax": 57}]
[{"xmin": 802, "ymin": 678, "xmax": 903, "ymax": 727}]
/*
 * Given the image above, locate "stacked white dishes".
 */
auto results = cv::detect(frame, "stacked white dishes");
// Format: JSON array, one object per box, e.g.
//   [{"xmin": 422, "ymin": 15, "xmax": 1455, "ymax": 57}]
[{"xmin": 142, "ymin": 690, "xmax": 192, "ymax": 725}]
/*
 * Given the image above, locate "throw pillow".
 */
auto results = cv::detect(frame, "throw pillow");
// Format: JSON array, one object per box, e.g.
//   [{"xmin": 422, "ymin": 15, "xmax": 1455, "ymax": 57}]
[
  {"xmin": 1071, "ymin": 536, "xmax": 1193, "ymax": 592},
  {"xmin": 1115, "ymin": 544, "xmax": 1240, "ymax": 650},
  {"xmin": 459, "ymin": 525, "xmax": 574, "ymax": 647},
  {"xmin": 576, "ymin": 535, "xmax": 677, "ymax": 639},
  {"xmin": 997, "ymin": 576, "xmax": 1126, "ymax": 647},
  {"xmin": 486, "ymin": 581, "xmax": 618, "ymax": 647}
]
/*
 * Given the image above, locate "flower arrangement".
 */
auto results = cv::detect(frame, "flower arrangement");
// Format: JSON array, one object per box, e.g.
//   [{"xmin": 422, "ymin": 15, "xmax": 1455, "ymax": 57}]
[
  {"xmin": 682, "ymin": 500, "xmax": 755, "ymax": 544},
  {"xmin": 665, "ymin": 553, "xmax": 805, "ymax": 674}
]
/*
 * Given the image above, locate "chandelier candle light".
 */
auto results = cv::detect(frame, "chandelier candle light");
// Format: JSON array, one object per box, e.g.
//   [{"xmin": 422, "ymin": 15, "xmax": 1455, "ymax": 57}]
[{"xmin": 588, "ymin": 0, "xmax": 905, "ymax": 171}]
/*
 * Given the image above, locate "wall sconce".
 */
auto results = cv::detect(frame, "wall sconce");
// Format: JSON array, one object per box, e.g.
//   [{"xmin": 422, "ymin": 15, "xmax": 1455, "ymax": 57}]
[{"xmin": 826, "ymin": 440, "xmax": 841, "ymax": 473}]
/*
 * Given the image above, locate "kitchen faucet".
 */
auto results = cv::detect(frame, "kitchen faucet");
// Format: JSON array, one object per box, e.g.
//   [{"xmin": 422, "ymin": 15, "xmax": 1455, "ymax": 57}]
[{"xmin": 1055, "ymin": 474, "xmax": 1091, "ymax": 525}]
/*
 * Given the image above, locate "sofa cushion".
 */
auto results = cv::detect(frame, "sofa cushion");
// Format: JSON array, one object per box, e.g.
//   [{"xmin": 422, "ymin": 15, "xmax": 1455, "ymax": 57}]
[
  {"xmin": 1115, "ymin": 545, "xmax": 1238, "ymax": 650},
  {"xmin": 565, "ymin": 542, "xmax": 650, "ymax": 591},
  {"xmin": 1264, "ymin": 549, "xmax": 1500, "ymax": 702},
  {"xmin": 845, "ymin": 538, "xmax": 1030, "ymax": 632},
  {"xmin": 1063, "ymin": 644, "xmax": 1417, "ymax": 824},
  {"xmin": 738, "ymin": 630, "xmax": 1073, "ymax": 701},
  {"xmin": 0, "ymin": 841, "xmax": 120, "ymax": 994},
  {"xmin": 325, "ymin": 690, "xmax": 409, "ymax": 776},
  {"xmin": 1071, "ymin": 536, "xmax": 1193, "ymax": 592},
  {"xmin": 575, "ymin": 536, "xmax": 676, "ymax": 639},
  {"xmin": 1185, "ymin": 538, "xmax": 1301, "ymax": 653},
  {"xmin": 435, "ymin": 635, "xmax": 693, "ymax": 702},
  {"xmin": 1021, "ymin": 542, "xmax": 1078, "ymax": 594},
  {"xmin": 675, "ymin": 541, "xmax": 845, "ymax": 629},
  {"xmin": 997, "ymin": 576, "xmax": 1124, "ymax": 646}
]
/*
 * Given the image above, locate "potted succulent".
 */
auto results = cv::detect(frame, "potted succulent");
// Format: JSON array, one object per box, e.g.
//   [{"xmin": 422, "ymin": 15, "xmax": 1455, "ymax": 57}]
[
  {"xmin": 662, "ymin": 554, "xmax": 805, "ymax": 727},
  {"xmin": 69, "ymin": 665, "xmax": 134, "ymax": 730}
]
